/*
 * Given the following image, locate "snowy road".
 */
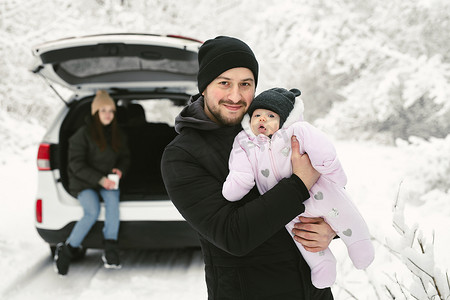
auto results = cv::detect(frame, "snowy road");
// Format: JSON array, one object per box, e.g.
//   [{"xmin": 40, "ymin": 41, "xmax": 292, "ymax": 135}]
[
  {"xmin": 0, "ymin": 146, "xmax": 210, "ymax": 300},
  {"xmin": 1, "ymin": 140, "xmax": 448, "ymax": 300},
  {"xmin": 3, "ymin": 248, "xmax": 207, "ymax": 300}
]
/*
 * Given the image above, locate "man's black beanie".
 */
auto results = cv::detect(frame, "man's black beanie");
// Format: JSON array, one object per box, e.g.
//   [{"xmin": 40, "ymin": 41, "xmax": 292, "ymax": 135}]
[
  {"xmin": 247, "ymin": 88, "xmax": 301, "ymax": 128},
  {"xmin": 197, "ymin": 36, "xmax": 259, "ymax": 93}
]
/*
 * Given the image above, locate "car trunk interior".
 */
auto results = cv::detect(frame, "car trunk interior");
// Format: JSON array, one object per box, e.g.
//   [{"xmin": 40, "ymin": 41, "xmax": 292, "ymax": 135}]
[{"xmin": 56, "ymin": 93, "xmax": 187, "ymax": 201}]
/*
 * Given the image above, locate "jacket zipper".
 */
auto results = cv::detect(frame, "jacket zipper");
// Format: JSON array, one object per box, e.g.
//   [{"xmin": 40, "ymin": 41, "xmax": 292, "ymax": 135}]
[{"xmin": 268, "ymin": 140, "xmax": 282, "ymax": 181}]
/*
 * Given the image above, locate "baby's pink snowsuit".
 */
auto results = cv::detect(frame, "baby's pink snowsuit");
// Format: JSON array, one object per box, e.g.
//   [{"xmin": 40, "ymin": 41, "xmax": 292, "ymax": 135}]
[{"xmin": 222, "ymin": 98, "xmax": 374, "ymax": 288}]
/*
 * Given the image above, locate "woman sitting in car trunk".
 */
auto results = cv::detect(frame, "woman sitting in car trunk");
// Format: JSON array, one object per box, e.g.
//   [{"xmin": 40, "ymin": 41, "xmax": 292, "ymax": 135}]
[{"xmin": 54, "ymin": 90, "xmax": 130, "ymax": 276}]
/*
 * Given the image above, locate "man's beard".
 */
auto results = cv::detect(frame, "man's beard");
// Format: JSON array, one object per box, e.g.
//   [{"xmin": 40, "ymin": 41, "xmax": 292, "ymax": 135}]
[{"xmin": 206, "ymin": 99, "xmax": 248, "ymax": 126}]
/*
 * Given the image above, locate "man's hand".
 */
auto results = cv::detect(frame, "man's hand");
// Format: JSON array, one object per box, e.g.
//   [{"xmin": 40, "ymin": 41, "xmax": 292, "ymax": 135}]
[
  {"xmin": 291, "ymin": 136, "xmax": 320, "ymax": 190},
  {"xmin": 292, "ymin": 216, "xmax": 336, "ymax": 252}
]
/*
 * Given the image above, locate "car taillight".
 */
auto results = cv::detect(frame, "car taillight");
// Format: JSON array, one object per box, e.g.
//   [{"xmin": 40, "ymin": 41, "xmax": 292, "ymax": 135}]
[
  {"xmin": 36, "ymin": 199, "xmax": 42, "ymax": 223},
  {"xmin": 37, "ymin": 143, "xmax": 51, "ymax": 170}
]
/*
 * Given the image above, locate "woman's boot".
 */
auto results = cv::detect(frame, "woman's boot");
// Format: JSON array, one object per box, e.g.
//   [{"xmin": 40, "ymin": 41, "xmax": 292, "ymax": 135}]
[
  {"xmin": 54, "ymin": 242, "xmax": 78, "ymax": 275},
  {"xmin": 102, "ymin": 239, "xmax": 121, "ymax": 269}
]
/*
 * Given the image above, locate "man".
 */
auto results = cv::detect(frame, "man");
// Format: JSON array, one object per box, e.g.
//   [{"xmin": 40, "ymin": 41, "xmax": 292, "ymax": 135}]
[{"xmin": 161, "ymin": 36, "xmax": 335, "ymax": 299}]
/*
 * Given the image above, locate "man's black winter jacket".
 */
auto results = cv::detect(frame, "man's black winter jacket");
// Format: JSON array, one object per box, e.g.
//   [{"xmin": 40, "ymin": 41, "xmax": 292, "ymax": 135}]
[{"xmin": 161, "ymin": 95, "xmax": 333, "ymax": 299}]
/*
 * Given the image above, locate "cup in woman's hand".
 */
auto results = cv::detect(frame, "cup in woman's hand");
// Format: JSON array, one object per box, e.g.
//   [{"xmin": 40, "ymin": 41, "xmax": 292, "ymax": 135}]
[{"xmin": 108, "ymin": 174, "xmax": 120, "ymax": 189}]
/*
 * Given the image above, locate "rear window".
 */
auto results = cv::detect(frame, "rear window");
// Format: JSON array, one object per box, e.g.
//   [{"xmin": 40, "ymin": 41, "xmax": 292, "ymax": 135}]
[
  {"xmin": 131, "ymin": 98, "xmax": 185, "ymax": 127},
  {"xmin": 39, "ymin": 43, "xmax": 199, "ymax": 84},
  {"xmin": 60, "ymin": 56, "xmax": 197, "ymax": 78}
]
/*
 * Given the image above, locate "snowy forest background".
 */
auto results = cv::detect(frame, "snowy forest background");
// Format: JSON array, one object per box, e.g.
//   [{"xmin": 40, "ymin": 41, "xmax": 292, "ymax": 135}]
[{"xmin": 1, "ymin": 0, "xmax": 449, "ymax": 299}]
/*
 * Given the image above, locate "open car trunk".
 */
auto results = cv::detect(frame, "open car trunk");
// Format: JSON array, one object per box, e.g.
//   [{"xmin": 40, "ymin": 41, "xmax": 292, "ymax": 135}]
[
  {"xmin": 56, "ymin": 93, "xmax": 187, "ymax": 201},
  {"xmin": 31, "ymin": 34, "xmax": 201, "ymax": 201},
  {"xmin": 31, "ymin": 33, "xmax": 200, "ymax": 94}
]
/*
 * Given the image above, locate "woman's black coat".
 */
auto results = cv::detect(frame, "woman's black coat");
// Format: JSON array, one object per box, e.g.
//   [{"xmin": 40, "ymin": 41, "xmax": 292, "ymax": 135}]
[{"xmin": 68, "ymin": 124, "xmax": 130, "ymax": 197}]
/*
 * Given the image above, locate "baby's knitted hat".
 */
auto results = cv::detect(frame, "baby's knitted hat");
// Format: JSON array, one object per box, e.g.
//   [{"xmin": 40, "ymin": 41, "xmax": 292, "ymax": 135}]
[{"xmin": 247, "ymin": 88, "xmax": 301, "ymax": 127}]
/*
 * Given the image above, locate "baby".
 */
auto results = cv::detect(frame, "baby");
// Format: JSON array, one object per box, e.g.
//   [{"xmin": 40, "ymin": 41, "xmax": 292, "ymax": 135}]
[{"xmin": 222, "ymin": 87, "xmax": 374, "ymax": 288}]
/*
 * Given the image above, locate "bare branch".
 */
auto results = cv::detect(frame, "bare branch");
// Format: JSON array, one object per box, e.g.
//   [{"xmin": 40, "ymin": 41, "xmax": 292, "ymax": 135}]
[
  {"xmin": 393, "ymin": 220, "xmax": 406, "ymax": 235},
  {"xmin": 407, "ymin": 257, "xmax": 433, "ymax": 280},
  {"xmin": 418, "ymin": 237, "xmax": 425, "ymax": 254},
  {"xmin": 384, "ymin": 285, "xmax": 395, "ymax": 299},
  {"xmin": 410, "ymin": 227, "xmax": 417, "ymax": 249},
  {"xmin": 372, "ymin": 235, "xmax": 403, "ymax": 259},
  {"xmin": 393, "ymin": 180, "xmax": 404, "ymax": 209},
  {"xmin": 395, "ymin": 273, "xmax": 409, "ymax": 300},
  {"xmin": 447, "ymin": 271, "xmax": 450, "ymax": 293},
  {"xmin": 339, "ymin": 285, "xmax": 359, "ymax": 299},
  {"xmin": 368, "ymin": 277, "xmax": 382, "ymax": 299}
]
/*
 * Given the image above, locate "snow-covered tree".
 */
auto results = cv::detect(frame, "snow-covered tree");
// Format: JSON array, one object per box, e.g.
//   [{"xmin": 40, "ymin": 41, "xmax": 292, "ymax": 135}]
[
  {"xmin": 305, "ymin": 0, "xmax": 450, "ymax": 142},
  {"xmin": 384, "ymin": 190, "xmax": 449, "ymax": 299},
  {"xmin": 1, "ymin": 1, "xmax": 450, "ymax": 298},
  {"xmin": 397, "ymin": 135, "xmax": 450, "ymax": 204},
  {"xmin": 2, "ymin": 0, "xmax": 449, "ymax": 142}
]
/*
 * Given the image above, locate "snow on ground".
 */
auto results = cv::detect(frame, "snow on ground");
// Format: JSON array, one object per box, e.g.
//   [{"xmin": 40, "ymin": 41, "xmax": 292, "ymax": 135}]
[{"xmin": 0, "ymin": 117, "xmax": 448, "ymax": 299}]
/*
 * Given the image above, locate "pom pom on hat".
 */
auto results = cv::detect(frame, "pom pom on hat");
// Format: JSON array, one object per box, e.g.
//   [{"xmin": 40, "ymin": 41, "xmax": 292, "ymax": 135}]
[
  {"xmin": 247, "ymin": 88, "xmax": 301, "ymax": 128},
  {"xmin": 197, "ymin": 36, "xmax": 259, "ymax": 93},
  {"xmin": 91, "ymin": 90, "xmax": 116, "ymax": 115}
]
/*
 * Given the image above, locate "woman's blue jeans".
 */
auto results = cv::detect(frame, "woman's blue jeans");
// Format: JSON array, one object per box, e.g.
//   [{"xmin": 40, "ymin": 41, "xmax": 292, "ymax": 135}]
[{"xmin": 67, "ymin": 188, "xmax": 120, "ymax": 248}]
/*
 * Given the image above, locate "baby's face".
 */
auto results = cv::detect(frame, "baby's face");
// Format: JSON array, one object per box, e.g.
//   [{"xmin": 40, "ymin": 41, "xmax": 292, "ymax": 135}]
[{"xmin": 250, "ymin": 108, "xmax": 280, "ymax": 137}]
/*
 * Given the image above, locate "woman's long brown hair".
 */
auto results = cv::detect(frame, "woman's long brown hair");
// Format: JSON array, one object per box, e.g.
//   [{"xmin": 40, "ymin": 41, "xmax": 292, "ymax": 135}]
[{"xmin": 89, "ymin": 112, "xmax": 121, "ymax": 152}]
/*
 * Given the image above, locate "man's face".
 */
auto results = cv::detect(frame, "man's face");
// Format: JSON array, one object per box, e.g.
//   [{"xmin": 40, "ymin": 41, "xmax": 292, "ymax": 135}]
[
  {"xmin": 202, "ymin": 67, "xmax": 255, "ymax": 126},
  {"xmin": 250, "ymin": 108, "xmax": 280, "ymax": 137}
]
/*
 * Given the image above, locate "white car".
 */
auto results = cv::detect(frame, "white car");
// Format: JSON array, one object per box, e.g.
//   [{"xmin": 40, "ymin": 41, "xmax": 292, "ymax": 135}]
[{"xmin": 32, "ymin": 33, "xmax": 202, "ymax": 257}]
